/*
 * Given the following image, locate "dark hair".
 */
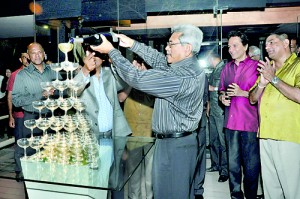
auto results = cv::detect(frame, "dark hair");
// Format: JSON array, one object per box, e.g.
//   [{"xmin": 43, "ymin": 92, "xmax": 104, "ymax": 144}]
[{"xmin": 227, "ymin": 31, "xmax": 249, "ymax": 46}]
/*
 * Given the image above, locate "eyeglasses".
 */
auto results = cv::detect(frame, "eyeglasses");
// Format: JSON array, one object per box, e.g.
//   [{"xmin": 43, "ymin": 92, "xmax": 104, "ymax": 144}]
[{"xmin": 166, "ymin": 42, "xmax": 188, "ymax": 47}]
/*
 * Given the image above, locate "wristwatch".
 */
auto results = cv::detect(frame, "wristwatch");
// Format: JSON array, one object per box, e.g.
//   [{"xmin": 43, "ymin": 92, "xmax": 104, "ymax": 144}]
[{"xmin": 271, "ymin": 76, "xmax": 279, "ymax": 85}]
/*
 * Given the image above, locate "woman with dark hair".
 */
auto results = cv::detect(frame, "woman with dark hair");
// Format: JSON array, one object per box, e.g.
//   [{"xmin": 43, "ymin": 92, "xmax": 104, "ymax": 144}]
[
  {"xmin": 219, "ymin": 31, "xmax": 261, "ymax": 199},
  {"xmin": 0, "ymin": 68, "xmax": 12, "ymax": 138}
]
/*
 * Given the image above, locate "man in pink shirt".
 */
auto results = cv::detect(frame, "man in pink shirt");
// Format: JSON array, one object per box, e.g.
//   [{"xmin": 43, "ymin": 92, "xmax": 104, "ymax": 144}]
[
  {"xmin": 7, "ymin": 52, "xmax": 29, "ymax": 180},
  {"xmin": 219, "ymin": 31, "xmax": 260, "ymax": 199}
]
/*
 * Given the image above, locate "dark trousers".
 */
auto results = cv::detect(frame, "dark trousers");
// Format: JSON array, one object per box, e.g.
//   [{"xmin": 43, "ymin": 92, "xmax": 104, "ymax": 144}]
[
  {"xmin": 14, "ymin": 117, "xmax": 24, "ymax": 141},
  {"xmin": 194, "ymin": 112, "xmax": 207, "ymax": 196},
  {"xmin": 14, "ymin": 117, "xmax": 24, "ymax": 173},
  {"xmin": 152, "ymin": 133, "xmax": 198, "ymax": 199},
  {"xmin": 225, "ymin": 129, "xmax": 260, "ymax": 199},
  {"xmin": 15, "ymin": 111, "xmax": 43, "ymax": 173},
  {"xmin": 209, "ymin": 114, "xmax": 228, "ymax": 176}
]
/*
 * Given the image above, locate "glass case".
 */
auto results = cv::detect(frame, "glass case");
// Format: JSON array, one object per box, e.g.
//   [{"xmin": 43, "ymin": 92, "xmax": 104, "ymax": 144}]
[{"xmin": 0, "ymin": 136, "xmax": 155, "ymax": 199}]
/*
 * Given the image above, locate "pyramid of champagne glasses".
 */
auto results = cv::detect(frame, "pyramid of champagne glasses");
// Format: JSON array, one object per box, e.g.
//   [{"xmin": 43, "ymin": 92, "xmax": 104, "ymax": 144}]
[{"xmin": 20, "ymin": 42, "xmax": 98, "ymax": 168}]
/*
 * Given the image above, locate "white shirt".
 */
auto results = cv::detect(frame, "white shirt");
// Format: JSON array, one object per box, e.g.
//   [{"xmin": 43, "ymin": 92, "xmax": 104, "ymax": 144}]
[{"xmin": 92, "ymin": 68, "xmax": 113, "ymax": 132}]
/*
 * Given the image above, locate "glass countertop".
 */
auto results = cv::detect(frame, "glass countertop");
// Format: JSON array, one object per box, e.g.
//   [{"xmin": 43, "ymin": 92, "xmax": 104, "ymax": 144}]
[{"xmin": 0, "ymin": 136, "xmax": 155, "ymax": 191}]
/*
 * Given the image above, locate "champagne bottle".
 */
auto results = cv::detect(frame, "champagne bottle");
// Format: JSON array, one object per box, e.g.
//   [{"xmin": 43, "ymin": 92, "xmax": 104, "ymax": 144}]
[{"xmin": 70, "ymin": 34, "xmax": 103, "ymax": 46}]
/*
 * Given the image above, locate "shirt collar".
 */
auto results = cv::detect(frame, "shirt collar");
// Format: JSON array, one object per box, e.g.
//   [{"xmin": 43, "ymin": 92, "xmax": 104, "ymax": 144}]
[
  {"xmin": 170, "ymin": 56, "xmax": 197, "ymax": 69},
  {"xmin": 27, "ymin": 62, "xmax": 48, "ymax": 73}
]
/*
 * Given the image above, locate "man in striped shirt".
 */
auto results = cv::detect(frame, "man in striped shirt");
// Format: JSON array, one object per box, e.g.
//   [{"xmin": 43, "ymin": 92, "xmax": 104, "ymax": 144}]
[{"xmin": 91, "ymin": 24, "xmax": 205, "ymax": 199}]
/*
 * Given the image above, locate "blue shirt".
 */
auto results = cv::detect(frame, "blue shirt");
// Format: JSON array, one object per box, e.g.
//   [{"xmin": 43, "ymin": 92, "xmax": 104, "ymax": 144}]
[{"xmin": 92, "ymin": 68, "xmax": 113, "ymax": 132}]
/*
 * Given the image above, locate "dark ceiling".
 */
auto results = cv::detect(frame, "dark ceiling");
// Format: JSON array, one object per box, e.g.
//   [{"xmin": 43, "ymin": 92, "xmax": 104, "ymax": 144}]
[
  {"xmin": 0, "ymin": 0, "xmax": 299, "ymax": 70},
  {"xmin": 0, "ymin": 1, "xmax": 299, "ymax": 47}
]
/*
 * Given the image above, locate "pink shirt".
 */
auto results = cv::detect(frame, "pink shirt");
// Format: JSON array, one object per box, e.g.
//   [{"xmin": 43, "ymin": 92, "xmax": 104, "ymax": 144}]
[
  {"xmin": 219, "ymin": 57, "xmax": 259, "ymax": 132},
  {"xmin": 7, "ymin": 67, "xmax": 24, "ymax": 118}
]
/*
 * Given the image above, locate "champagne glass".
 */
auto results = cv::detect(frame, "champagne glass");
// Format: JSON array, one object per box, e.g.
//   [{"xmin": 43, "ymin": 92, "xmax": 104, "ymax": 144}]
[
  {"xmin": 24, "ymin": 119, "xmax": 36, "ymax": 139},
  {"xmin": 77, "ymin": 119, "xmax": 91, "ymax": 133},
  {"xmin": 59, "ymin": 98, "xmax": 73, "ymax": 117},
  {"xmin": 43, "ymin": 134, "xmax": 57, "ymax": 162},
  {"xmin": 64, "ymin": 118, "xmax": 78, "ymax": 133},
  {"xmin": 63, "ymin": 62, "xmax": 79, "ymax": 81},
  {"xmin": 45, "ymin": 99, "xmax": 60, "ymax": 121},
  {"xmin": 58, "ymin": 43, "xmax": 73, "ymax": 63},
  {"xmin": 36, "ymin": 118, "xmax": 50, "ymax": 136},
  {"xmin": 30, "ymin": 136, "xmax": 45, "ymax": 161},
  {"xmin": 32, "ymin": 100, "xmax": 45, "ymax": 121},
  {"xmin": 52, "ymin": 80, "xmax": 68, "ymax": 101},
  {"xmin": 50, "ymin": 116, "xmax": 64, "ymax": 134},
  {"xmin": 17, "ymin": 138, "xmax": 32, "ymax": 159},
  {"xmin": 58, "ymin": 42, "xmax": 74, "ymax": 81},
  {"xmin": 49, "ymin": 63, "xmax": 62, "ymax": 82},
  {"xmin": 40, "ymin": 81, "xmax": 53, "ymax": 102},
  {"xmin": 68, "ymin": 80, "xmax": 84, "ymax": 99},
  {"xmin": 73, "ymin": 100, "xmax": 86, "ymax": 116}
]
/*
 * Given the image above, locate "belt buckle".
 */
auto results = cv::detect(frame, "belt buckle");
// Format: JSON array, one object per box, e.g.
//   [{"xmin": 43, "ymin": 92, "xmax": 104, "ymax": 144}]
[{"xmin": 155, "ymin": 133, "xmax": 164, "ymax": 139}]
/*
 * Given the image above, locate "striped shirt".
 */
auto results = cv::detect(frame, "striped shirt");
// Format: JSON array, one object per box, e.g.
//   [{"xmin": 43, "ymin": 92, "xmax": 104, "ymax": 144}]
[
  {"xmin": 12, "ymin": 63, "xmax": 59, "ymax": 113},
  {"xmin": 109, "ymin": 41, "xmax": 205, "ymax": 134}
]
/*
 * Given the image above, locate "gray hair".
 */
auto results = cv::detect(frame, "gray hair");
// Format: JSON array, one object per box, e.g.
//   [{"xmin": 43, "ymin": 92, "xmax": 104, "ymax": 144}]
[
  {"xmin": 171, "ymin": 24, "xmax": 203, "ymax": 55},
  {"xmin": 269, "ymin": 33, "xmax": 288, "ymax": 41},
  {"xmin": 248, "ymin": 45, "xmax": 261, "ymax": 56}
]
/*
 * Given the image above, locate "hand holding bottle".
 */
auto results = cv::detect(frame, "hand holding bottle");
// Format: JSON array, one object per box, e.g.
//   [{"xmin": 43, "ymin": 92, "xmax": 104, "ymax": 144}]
[{"xmin": 90, "ymin": 34, "xmax": 115, "ymax": 54}]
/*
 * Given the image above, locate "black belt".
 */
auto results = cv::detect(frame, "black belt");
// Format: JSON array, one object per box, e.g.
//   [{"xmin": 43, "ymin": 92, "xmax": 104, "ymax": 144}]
[{"xmin": 154, "ymin": 131, "xmax": 194, "ymax": 139}]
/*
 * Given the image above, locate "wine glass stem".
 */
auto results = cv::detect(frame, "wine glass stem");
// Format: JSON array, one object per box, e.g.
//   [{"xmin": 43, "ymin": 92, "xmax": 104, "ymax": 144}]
[
  {"xmin": 74, "ymin": 90, "xmax": 78, "ymax": 99},
  {"xmin": 56, "ymin": 72, "xmax": 59, "ymax": 81},
  {"xmin": 65, "ymin": 53, "xmax": 68, "ymax": 62},
  {"xmin": 24, "ymin": 148, "xmax": 27, "ymax": 159},
  {"xmin": 31, "ymin": 129, "xmax": 34, "ymax": 138},
  {"xmin": 39, "ymin": 111, "xmax": 42, "ymax": 120}
]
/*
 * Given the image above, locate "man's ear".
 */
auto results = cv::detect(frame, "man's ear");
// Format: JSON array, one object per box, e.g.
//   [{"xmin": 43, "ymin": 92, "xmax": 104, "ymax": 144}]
[
  {"xmin": 284, "ymin": 39, "xmax": 290, "ymax": 49},
  {"xmin": 185, "ymin": 44, "xmax": 193, "ymax": 57}
]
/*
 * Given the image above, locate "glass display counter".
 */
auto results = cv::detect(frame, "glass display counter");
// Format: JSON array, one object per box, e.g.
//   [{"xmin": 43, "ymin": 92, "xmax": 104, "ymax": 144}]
[{"xmin": 0, "ymin": 136, "xmax": 154, "ymax": 199}]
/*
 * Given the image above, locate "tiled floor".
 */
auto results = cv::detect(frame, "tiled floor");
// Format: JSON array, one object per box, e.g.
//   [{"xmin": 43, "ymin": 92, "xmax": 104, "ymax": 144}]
[{"xmin": 203, "ymin": 158, "xmax": 231, "ymax": 199}]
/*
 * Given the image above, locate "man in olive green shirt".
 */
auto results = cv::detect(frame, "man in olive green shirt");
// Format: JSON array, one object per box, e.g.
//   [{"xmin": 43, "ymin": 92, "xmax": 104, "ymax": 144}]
[{"xmin": 249, "ymin": 33, "xmax": 300, "ymax": 199}]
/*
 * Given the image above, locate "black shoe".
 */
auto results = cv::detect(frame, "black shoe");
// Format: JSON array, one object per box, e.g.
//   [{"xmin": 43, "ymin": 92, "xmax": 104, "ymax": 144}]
[
  {"xmin": 206, "ymin": 167, "xmax": 218, "ymax": 172},
  {"xmin": 256, "ymin": 194, "xmax": 264, "ymax": 199},
  {"xmin": 218, "ymin": 175, "xmax": 228, "ymax": 182},
  {"xmin": 195, "ymin": 195, "xmax": 204, "ymax": 199},
  {"xmin": 16, "ymin": 172, "xmax": 24, "ymax": 182}
]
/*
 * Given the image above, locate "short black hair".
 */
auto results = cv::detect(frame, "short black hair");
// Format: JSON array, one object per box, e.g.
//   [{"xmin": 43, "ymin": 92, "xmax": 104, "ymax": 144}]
[{"xmin": 227, "ymin": 31, "xmax": 249, "ymax": 46}]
